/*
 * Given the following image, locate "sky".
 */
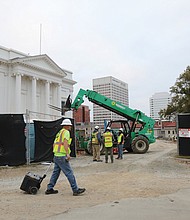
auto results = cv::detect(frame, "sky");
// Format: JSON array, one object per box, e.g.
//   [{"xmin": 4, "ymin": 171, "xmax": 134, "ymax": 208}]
[{"xmin": 0, "ymin": 0, "xmax": 190, "ymax": 116}]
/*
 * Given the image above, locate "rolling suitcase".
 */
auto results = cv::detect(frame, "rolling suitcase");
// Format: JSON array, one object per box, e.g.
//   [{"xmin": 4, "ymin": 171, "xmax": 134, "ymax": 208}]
[{"xmin": 20, "ymin": 162, "xmax": 52, "ymax": 195}]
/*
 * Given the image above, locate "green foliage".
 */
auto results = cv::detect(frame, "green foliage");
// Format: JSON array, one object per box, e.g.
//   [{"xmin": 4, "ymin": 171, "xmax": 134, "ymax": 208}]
[{"xmin": 159, "ymin": 66, "xmax": 190, "ymax": 118}]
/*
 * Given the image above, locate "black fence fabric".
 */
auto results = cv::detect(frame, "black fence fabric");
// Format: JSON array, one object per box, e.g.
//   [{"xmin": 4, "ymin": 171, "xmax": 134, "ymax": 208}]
[
  {"xmin": 177, "ymin": 113, "xmax": 190, "ymax": 156},
  {"xmin": 0, "ymin": 114, "xmax": 26, "ymax": 166},
  {"xmin": 34, "ymin": 118, "xmax": 76, "ymax": 162}
]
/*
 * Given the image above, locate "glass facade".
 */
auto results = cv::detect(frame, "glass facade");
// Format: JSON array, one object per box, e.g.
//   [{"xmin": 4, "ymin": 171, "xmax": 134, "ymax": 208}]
[
  {"xmin": 149, "ymin": 92, "xmax": 171, "ymax": 120},
  {"xmin": 93, "ymin": 76, "xmax": 129, "ymax": 128}
]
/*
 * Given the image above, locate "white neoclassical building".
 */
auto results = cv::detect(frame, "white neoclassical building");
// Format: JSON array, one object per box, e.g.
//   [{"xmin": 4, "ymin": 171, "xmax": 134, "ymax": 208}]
[{"xmin": 0, "ymin": 46, "xmax": 76, "ymax": 120}]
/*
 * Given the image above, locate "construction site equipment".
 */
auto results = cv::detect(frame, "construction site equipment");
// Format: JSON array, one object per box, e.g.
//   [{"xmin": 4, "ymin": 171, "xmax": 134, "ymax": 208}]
[
  {"xmin": 20, "ymin": 163, "xmax": 52, "ymax": 194},
  {"xmin": 64, "ymin": 89, "xmax": 155, "ymax": 154},
  {"xmin": 76, "ymin": 130, "xmax": 89, "ymax": 151}
]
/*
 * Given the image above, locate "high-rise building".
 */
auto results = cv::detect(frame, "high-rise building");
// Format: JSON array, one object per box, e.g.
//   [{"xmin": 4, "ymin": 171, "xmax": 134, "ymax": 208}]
[
  {"xmin": 149, "ymin": 92, "xmax": 171, "ymax": 120},
  {"xmin": 93, "ymin": 76, "xmax": 129, "ymax": 128}
]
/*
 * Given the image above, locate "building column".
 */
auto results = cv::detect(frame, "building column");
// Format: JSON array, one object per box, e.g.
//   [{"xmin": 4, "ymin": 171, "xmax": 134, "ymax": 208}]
[
  {"xmin": 45, "ymin": 80, "xmax": 50, "ymax": 114},
  {"xmin": 57, "ymin": 83, "xmax": 61, "ymax": 108},
  {"xmin": 15, "ymin": 73, "xmax": 21, "ymax": 112},
  {"xmin": 31, "ymin": 77, "xmax": 37, "ymax": 113}
]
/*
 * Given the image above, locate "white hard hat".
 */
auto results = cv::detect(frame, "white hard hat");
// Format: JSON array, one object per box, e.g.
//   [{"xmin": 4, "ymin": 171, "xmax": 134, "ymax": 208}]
[
  {"xmin": 61, "ymin": 119, "xmax": 72, "ymax": 126},
  {"xmin": 106, "ymin": 126, "xmax": 111, "ymax": 130},
  {"xmin": 95, "ymin": 125, "xmax": 99, "ymax": 130},
  {"xmin": 119, "ymin": 128, "xmax": 123, "ymax": 132}
]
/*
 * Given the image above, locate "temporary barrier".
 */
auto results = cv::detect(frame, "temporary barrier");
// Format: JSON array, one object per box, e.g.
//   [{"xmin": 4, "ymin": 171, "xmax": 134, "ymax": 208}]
[
  {"xmin": 33, "ymin": 118, "xmax": 76, "ymax": 162},
  {"xmin": 0, "ymin": 110, "xmax": 76, "ymax": 166},
  {"xmin": 0, "ymin": 114, "xmax": 26, "ymax": 166},
  {"xmin": 177, "ymin": 113, "xmax": 190, "ymax": 156}
]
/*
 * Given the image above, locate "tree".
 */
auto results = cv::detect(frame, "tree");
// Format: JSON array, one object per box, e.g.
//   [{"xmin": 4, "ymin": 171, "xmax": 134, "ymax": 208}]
[{"xmin": 160, "ymin": 66, "xmax": 190, "ymax": 119}]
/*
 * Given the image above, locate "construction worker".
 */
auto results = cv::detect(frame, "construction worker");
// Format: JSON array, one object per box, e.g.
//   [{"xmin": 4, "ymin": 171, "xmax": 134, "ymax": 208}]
[
  {"xmin": 91, "ymin": 125, "xmax": 102, "ymax": 162},
  {"xmin": 116, "ymin": 128, "xmax": 124, "ymax": 159},
  {"xmin": 45, "ymin": 118, "xmax": 85, "ymax": 196},
  {"xmin": 103, "ymin": 127, "xmax": 113, "ymax": 163}
]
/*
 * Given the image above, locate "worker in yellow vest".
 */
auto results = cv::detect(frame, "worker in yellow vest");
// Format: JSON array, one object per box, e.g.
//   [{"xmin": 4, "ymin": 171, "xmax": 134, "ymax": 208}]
[
  {"xmin": 103, "ymin": 127, "xmax": 113, "ymax": 163},
  {"xmin": 91, "ymin": 125, "xmax": 102, "ymax": 162},
  {"xmin": 116, "ymin": 128, "xmax": 124, "ymax": 159},
  {"xmin": 45, "ymin": 119, "xmax": 85, "ymax": 196}
]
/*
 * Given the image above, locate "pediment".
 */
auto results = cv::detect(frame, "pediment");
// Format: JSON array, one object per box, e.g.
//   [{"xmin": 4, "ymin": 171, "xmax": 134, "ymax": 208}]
[{"xmin": 12, "ymin": 54, "xmax": 66, "ymax": 76}]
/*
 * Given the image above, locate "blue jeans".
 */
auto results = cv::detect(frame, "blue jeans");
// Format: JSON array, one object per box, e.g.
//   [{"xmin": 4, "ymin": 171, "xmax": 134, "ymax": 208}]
[
  {"xmin": 47, "ymin": 156, "xmax": 78, "ymax": 192},
  {"xmin": 118, "ymin": 144, "xmax": 123, "ymax": 159}
]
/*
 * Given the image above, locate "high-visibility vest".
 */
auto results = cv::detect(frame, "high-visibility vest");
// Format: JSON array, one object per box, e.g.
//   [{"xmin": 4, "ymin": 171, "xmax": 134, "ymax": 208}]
[
  {"xmin": 53, "ymin": 128, "xmax": 71, "ymax": 155},
  {"xmin": 92, "ymin": 131, "xmax": 99, "ymax": 144},
  {"xmin": 103, "ymin": 131, "xmax": 113, "ymax": 147},
  {"xmin": 118, "ymin": 133, "xmax": 124, "ymax": 144}
]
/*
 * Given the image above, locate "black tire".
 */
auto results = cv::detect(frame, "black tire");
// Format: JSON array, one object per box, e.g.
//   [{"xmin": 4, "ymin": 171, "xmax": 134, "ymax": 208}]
[
  {"xmin": 125, "ymin": 146, "xmax": 133, "ymax": 153},
  {"xmin": 131, "ymin": 136, "xmax": 149, "ymax": 154},
  {"xmin": 85, "ymin": 140, "xmax": 105, "ymax": 155},
  {"xmin": 85, "ymin": 140, "xmax": 92, "ymax": 155},
  {"xmin": 30, "ymin": 187, "xmax": 38, "ymax": 195},
  {"xmin": 124, "ymin": 136, "xmax": 132, "ymax": 152},
  {"xmin": 100, "ymin": 143, "xmax": 105, "ymax": 154}
]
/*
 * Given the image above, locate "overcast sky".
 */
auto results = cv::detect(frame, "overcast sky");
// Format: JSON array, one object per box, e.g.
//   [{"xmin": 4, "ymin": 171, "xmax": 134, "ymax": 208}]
[{"xmin": 1, "ymin": 0, "xmax": 190, "ymax": 115}]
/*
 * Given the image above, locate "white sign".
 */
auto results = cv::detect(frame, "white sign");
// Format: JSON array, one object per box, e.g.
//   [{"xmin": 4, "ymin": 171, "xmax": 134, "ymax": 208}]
[{"xmin": 179, "ymin": 128, "xmax": 190, "ymax": 138}]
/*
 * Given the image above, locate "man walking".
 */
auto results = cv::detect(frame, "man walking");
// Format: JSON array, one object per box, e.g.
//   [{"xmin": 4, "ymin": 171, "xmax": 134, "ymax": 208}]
[
  {"xmin": 45, "ymin": 118, "xmax": 85, "ymax": 196},
  {"xmin": 103, "ymin": 127, "xmax": 113, "ymax": 163}
]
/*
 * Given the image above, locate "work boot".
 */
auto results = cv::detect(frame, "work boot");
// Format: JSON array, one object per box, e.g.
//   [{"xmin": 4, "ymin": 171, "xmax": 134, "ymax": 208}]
[
  {"xmin": 111, "ymin": 156, "xmax": 114, "ymax": 163},
  {"xmin": 73, "ymin": 188, "xmax": 86, "ymax": 196},
  {"xmin": 45, "ymin": 189, "xmax": 58, "ymax": 195}
]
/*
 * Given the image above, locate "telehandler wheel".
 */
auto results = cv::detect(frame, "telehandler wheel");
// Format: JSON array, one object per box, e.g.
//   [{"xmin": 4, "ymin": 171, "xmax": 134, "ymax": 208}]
[
  {"xmin": 85, "ymin": 140, "xmax": 92, "ymax": 155},
  {"xmin": 85, "ymin": 140, "xmax": 105, "ymax": 155},
  {"xmin": 125, "ymin": 146, "xmax": 133, "ymax": 153},
  {"xmin": 131, "ymin": 136, "xmax": 149, "ymax": 154}
]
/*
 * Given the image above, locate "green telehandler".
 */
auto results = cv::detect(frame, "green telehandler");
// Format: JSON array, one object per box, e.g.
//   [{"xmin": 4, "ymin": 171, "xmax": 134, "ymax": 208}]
[{"xmin": 63, "ymin": 88, "xmax": 155, "ymax": 154}]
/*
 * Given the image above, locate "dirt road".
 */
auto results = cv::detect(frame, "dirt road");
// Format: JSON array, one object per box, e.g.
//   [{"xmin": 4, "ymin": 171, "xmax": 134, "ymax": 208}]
[{"xmin": 0, "ymin": 140, "xmax": 189, "ymax": 220}]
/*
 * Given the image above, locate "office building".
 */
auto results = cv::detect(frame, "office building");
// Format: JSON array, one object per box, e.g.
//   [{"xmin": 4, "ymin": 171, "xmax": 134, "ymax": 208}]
[
  {"xmin": 150, "ymin": 92, "xmax": 171, "ymax": 120},
  {"xmin": 93, "ymin": 76, "xmax": 129, "ymax": 128}
]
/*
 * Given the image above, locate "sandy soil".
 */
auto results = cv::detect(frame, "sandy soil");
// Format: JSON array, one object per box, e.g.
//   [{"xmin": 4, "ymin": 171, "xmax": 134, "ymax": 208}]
[{"xmin": 0, "ymin": 140, "xmax": 189, "ymax": 220}]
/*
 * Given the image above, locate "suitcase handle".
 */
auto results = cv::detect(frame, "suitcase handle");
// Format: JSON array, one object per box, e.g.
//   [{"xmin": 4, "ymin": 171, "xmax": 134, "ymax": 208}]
[
  {"xmin": 43, "ymin": 162, "xmax": 52, "ymax": 176},
  {"xmin": 37, "ymin": 163, "xmax": 52, "ymax": 183}
]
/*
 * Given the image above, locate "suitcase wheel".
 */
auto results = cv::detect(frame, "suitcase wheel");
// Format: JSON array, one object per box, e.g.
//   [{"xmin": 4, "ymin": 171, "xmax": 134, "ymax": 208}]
[{"xmin": 30, "ymin": 186, "xmax": 38, "ymax": 195}]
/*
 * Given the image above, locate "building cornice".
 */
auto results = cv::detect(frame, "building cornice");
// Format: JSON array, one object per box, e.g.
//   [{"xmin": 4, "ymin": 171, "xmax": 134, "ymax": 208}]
[
  {"xmin": 10, "ymin": 54, "xmax": 67, "ymax": 77},
  {"xmin": 0, "ymin": 58, "xmax": 9, "ymax": 65},
  {"xmin": 0, "ymin": 45, "xmax": 27, "ymax": 56},
  {"xmin": 62, "ymin": 77, "xmax": 77, "ymax": 85},
  {"xmin": 11, "ymin": 60, "xmax": 64, "ymax": 77}
]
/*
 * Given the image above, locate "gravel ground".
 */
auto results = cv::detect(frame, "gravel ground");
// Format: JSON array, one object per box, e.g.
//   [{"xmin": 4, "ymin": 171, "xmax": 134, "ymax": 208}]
[{"xmin": 0, "ymin": 140, "xmax": 189, "ymax": 220}]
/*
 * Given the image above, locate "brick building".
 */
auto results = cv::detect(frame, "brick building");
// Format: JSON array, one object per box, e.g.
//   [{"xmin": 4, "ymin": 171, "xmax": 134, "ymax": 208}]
[
  {"xmin": 73, "ymin": 105, "xmax": 90, "ymax": 123},
  {"xmin": 154, "ymin": 120, "xmax": 176, "ymax": 140}
]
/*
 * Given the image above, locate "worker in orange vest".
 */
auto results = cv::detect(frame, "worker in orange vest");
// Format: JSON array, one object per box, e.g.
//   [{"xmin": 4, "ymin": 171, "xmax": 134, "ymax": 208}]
[{"xmin": 45, "ymin": 119, "xmax": 85, "ymax": 196}]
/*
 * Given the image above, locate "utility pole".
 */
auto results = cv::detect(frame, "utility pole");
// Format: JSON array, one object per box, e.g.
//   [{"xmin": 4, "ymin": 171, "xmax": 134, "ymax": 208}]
[{"xmin": 39, "ymin": 24, "xmax": 42, "ymax": 55}]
